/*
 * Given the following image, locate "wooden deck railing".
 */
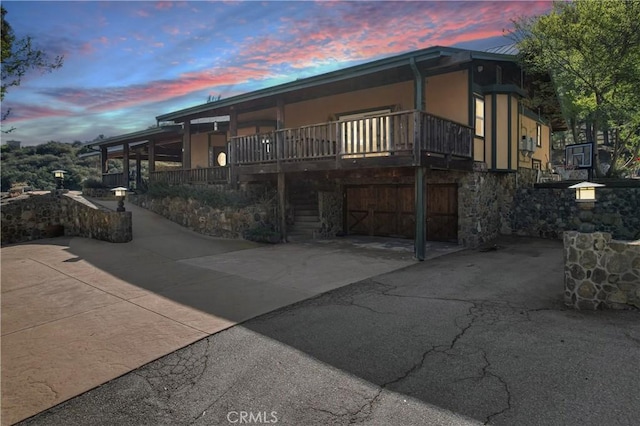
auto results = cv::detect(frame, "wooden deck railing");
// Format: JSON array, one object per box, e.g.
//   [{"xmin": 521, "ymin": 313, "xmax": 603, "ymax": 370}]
[
  {"xmin": 102, "ymin": 172, "xmax": 125, "ymax": 187},
  {"xmin": 149, "ymin": 167, "xmax": 228, "ymax": 185},
  {"xmin": 229, "ymin": 110, "xmax": 472, "ymax": 165}
]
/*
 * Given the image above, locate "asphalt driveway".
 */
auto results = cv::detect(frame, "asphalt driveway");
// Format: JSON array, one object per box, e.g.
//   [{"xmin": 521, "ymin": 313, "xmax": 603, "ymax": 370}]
[
  {"xmin": 1, "ymin": 199, "xmax": 423, "ymax": 425},
  {"xmin": 18, "ymin": 236, "xmax": 640, "ymax": 425}
]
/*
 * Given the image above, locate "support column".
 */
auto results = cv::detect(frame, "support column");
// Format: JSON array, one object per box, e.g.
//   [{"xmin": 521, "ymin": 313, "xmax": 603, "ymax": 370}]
[
  {"xmin": 148, "ymin": 140, "xmax": 156, "ymax": 173},
  {"xmin": 100, "ymin": 147, "xmax": 108, "ymax": 174},
  {"xmin": 229, "ymin": 109, "xmax": 238, "ymax": 188},
  {"xmin": 278, "ymin": 172, "xmax": 287, "ymax": 242},
  {"xmin": 276, "ymin": 98, "xmax": 284, "ymax": 170},
  {"xmin": 122, "ymin": 143, "xmax": 130, "ymax": 188},
  {"xmin": 183, "ymin": 120, "xmax": 191, "ymax": 170},
  {"xmin": 414, "ymin": 166, "xmax": 426, "ymax": 261},
  {"xmin": 135, "ymin": 150, "xmax": 142, "ymax": 189},
  {"xmin": 411, "ymin": 57, "xmax": 426, "ymax": 260}
]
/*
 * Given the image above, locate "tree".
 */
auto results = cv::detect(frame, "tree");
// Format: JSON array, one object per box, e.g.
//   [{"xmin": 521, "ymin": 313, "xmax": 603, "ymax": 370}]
[
  {"xmin": 1, "ymin": 6, "xmax": 64, "ymax": 129},
  {"xmin": 511, "ymin": 0, "xmax": 640, "ymax": 177}
]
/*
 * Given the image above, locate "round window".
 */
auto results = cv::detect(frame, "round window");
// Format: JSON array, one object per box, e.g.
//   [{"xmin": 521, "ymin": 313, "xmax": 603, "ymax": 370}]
[{"xmin": 217, "ymin": 152, "xmax": 227, "ymax": 167}]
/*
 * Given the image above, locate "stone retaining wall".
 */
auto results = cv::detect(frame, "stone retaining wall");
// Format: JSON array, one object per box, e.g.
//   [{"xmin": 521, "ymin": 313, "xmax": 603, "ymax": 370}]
[
  {"xmin": 1, "ymin": 192, "xmax": 132, "ymax": 245},
  {"xmin": 563, "ymin": 231, "xmax": 640, "ymax": 310},
  {"xmin": 514, "ymin": 188, "xmax": 640, "ymax": 241},
  {"xmin": 128, "ymin": 194, "xmax": 272, "ymax": 239}
]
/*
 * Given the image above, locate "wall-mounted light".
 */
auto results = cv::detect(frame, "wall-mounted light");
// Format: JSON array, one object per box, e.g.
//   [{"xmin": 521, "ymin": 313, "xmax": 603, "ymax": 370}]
[{"xmin": 111, "ymin": 186, "xmax": 128, "ymax": 212}]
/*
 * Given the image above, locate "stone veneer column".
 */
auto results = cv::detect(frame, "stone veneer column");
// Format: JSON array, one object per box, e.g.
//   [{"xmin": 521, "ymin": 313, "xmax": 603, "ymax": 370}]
[{"xmin": 564, "ymin": 231, "xmax": 640, "ymax": 310}]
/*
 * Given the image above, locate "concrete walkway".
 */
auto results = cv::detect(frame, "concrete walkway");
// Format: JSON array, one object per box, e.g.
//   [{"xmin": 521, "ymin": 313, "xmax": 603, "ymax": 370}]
[{"xmin": 1, "ymin": 199, "xmax": 434, "ymax": 425}]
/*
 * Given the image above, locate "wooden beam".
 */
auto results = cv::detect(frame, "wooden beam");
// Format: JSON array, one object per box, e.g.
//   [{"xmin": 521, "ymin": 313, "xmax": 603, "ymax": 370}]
[
  {"xmin": 277, "ymin": 172, "xmax": 287, "ymax": 242},
  {"xmin": 414, "ymin": 166, "xmax": 425, "ymax": 261}
]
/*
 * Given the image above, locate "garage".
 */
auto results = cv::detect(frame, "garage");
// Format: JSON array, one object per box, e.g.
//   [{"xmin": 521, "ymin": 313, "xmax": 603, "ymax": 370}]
[{"xmin": 345, "ymin": 183, "xmax": 458, "ymax": 242}]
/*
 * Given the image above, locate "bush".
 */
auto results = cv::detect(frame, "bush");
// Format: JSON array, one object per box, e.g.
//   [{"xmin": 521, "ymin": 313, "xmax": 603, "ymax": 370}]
[
  {"xmin": 145, "ymin": 183, "xmax": 274, "ymax": 209},
  {"xmin": 82, "ymin": 178, "xmax": 109, "ymax": 189},
  {"xmin": 242, "ymin": 223, "xmax": 280, "ymax": 244}
]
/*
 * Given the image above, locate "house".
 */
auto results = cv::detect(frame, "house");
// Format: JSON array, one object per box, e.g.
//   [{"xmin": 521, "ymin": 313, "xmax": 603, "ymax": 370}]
[{"xmin": 92, "ymin": 45, "xmax": 559, "ymax": 259}]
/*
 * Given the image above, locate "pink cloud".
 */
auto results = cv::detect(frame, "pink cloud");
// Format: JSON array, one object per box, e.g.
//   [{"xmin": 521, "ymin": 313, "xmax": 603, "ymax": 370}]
[
  {"xmin": 155, "ymin": 1, "xmax": 173, "ymax": 10},
  {"xmin": 2, "ymin": 103, "xmax": 74, "ymax": 123}
]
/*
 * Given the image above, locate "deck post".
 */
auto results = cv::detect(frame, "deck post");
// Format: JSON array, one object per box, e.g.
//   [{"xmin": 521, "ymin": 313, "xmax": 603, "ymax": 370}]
[
  {"xmin": 414, "ymin": 166, "xmax": 426, "ymax": 261},
  {"xmin": 100, "ymin": 147, "xmax": 108, "ymax": 174},
  {"xmin": 182, "ymin": 120, "xmax": 191, "ymax": 170},
  {"xmin": 229, "ymin": 109, "xmax": 238, "ymax": 188},
  {"xmin": 122, "ymin": 143, "xmax": 130, "ymax": 188},
  {"xmin": 277, "ymin": 172, "xmax": 287, "ymax": 242},
  {"xmin": 148, "ymin": 140, "xmax": 156, "ymax": 173},
  {"xmin": 135, "ymin": 150, "xmax": 142, "ymax": 189}
]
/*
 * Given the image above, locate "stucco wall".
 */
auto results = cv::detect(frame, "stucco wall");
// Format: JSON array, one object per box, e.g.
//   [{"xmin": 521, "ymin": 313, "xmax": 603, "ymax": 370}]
[
  {"xmin": 425, "ymin": 70, "xmax": 469, "ymax": 125},
  {"xmin": 1, "ymin": 192, "xmax": 132, "ymax": 245}
]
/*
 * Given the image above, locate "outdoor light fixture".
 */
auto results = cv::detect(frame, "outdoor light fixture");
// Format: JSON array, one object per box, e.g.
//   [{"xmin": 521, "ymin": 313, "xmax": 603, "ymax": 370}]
[
  {"xmin": 52, "ymin": 169, "xmax": 67, "ymax": 190},
  {"xmin": 568, "ymin": 181, "xmax": 605, "ymax": 203},
  {"xmin": 568, "ymin": 181, "xmax": 605, "ymax": 233},
  {"xmin": 111, "ymin": 186, "xmax": 128, "ymax": 212}
]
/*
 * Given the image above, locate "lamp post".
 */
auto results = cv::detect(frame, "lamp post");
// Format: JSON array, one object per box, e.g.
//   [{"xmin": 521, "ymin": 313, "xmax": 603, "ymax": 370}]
[
  {"xmin": 52, "ymin": 169, "xmax": 67, "ymax": 190},
  {"xmin": 111, "ymin": 187, "xmax": 128, "ymax": 212},
  {"xmin": 568, "ymin": 181, "xmax": 605, "ymax": 233}
]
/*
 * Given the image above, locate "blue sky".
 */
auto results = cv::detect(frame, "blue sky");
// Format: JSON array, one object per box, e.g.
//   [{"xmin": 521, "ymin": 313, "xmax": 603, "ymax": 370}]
[{"xmin": 1, "ymin": 1, "xmax": 553, "ymax": 145}]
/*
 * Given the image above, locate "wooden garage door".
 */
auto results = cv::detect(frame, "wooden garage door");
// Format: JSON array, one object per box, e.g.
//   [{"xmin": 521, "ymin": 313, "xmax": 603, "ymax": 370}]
[
  {"xmin": 346, "ymin": 185, "xmax": 415, "ymax": 238},
  {"xmin": 426, "ymin": 183, "xmax": 458, "ymax": 242}
]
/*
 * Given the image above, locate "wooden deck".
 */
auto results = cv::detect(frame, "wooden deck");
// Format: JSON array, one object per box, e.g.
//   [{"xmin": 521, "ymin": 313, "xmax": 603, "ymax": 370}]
[{"xmin": 102, "ymin": 111, "xmax": 473, "ymax": 186}]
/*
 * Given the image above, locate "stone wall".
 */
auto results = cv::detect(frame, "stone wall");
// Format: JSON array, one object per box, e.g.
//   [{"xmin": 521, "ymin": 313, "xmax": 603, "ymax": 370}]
[
  {"xmin": 128, "ymin": 194, "xmax": 273, "ymax": 239},
  {"xmin": 564, "ymin": 231, "xmax": 640, "ymax": 310},
  {"xmin": 1, "ymin": 192, "xmax": 132, "ymax": 245},
  {"xmin": 514, "ymin": 188, "xmax": 640, "ymax": 241},
  {"xmin": 318, "ymin": 187, "xmax": 343, "ymax": 237}
]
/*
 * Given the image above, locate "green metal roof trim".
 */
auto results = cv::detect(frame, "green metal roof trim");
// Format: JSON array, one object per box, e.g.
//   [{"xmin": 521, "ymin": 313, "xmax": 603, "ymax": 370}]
[
  {"xmin": 156, "ymin": 46, "xmax": 518, "ymax": 123},
  {"xmin": 87, "ymin": 125, "xmax": 183, "ymax": 148}
]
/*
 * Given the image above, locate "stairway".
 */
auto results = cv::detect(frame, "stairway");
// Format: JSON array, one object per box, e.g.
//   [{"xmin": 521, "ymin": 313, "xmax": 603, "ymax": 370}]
[{"xmin": 288, "ymin": 188, "xmax": 320, "ymax": 241}]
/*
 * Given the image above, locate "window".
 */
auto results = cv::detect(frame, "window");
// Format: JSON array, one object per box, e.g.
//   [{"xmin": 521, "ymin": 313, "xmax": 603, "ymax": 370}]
[
  {"xmin": 209, "ymin": 146, "xmax": 227, "ymax": 167},
  {"xmin": 536, "ymin": 123, "xmax": 542, "ymax": 147},
  {"xmin": 339, "ymin": 109, "xmax": 391, "ymax": 157},
  {"xmin": 474, "ymin": 97, "xmax": 485, "ymax": 137},
  {"xmin": 532, "ymin": 159, "xmax": 542, "ymax": 170}
]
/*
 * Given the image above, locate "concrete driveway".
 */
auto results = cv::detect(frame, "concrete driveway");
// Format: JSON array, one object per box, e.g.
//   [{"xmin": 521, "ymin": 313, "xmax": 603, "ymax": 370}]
[
  {"xmin": 18, "ymin": 236, "xmax": 640, "ymax": 426},
  {"xmin": 2, "ymin": 200, "xmax": 424, "ymax": 425}
]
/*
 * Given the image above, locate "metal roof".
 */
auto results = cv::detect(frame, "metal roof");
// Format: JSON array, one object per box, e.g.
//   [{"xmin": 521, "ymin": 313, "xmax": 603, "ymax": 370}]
[{"xmin": 156, "ymin": 45, "xmax": 518, "ymax": 123}]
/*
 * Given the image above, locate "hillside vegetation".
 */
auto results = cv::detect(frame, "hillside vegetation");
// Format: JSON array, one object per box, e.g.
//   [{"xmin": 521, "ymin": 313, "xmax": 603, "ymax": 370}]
[{"xmin": 1, "ymin": 141, "xmax": 101, "ymax": 192}]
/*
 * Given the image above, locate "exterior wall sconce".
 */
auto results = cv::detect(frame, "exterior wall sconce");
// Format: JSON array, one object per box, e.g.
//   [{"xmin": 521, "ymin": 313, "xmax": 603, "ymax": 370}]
[
  {"xmin": 52, "ymin": 169, "xmax": 67, "ymax": 190},
  {"xmin": 568, "ymin": 181, "xmax": 605, "ymax": 232},
  {"xmin": 111, "ymin": 186, "xmax": 128, "ymax": 212}
]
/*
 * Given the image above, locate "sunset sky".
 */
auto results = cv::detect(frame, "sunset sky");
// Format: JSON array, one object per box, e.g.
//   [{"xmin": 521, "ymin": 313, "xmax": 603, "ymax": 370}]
[{"xmin": 1, "ymin": 1, "xmax": 553, "ymax": 146}]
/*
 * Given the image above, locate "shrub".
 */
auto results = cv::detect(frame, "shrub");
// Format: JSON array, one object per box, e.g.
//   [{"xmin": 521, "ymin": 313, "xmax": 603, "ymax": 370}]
[
  {"xmin": 82, "ymin": 178, "xmax": 109, "ymax": 189},
  {"xmin": 242, "ymin": 223, "xmax": 280, "ymax": 244},
  {"xmin": 145, "ymin": 183, "xmax": 275, "ymax": 210}
]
